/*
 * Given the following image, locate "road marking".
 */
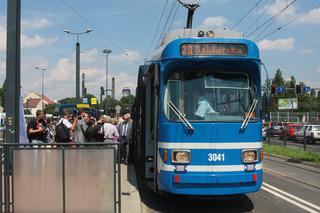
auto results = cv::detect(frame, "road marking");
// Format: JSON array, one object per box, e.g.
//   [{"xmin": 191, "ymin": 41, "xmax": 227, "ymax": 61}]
[{"xmin": 262, "ymin": 183, "xmax": 320, "ymax": 213}]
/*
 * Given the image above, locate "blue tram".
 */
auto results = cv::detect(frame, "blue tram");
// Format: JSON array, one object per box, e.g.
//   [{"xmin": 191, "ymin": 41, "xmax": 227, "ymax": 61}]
[{"xmin": 132, "ymin": 28, "xmax": 263, "ymax": 196}]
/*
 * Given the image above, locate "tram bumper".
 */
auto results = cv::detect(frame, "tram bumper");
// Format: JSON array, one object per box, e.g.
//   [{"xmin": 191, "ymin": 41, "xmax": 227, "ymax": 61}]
[{"xmin": 158, "ymin": 170, "xmax": 263, "ymax": 195}]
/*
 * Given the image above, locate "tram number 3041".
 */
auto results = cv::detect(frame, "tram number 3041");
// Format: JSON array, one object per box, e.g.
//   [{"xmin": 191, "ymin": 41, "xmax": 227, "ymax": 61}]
[{"xmin": 208, "ymin": 153, "xmax": 225, "ymax": 162}]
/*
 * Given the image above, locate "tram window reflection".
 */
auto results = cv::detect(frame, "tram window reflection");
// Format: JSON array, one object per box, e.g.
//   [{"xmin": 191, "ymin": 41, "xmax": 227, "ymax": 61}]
[{"xmin": 164, "ymin": 70, "xmax": 259, "ymax": 122}]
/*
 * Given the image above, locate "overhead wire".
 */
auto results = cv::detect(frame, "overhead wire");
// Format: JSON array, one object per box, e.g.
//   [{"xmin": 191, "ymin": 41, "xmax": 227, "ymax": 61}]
[
  {"xmin": 253, "ymin": 0, "xmax": 298, "ymax": 40},
  {"xmin": 244, "ymin": 0, "xmax": 276, "ymax": 36},
  {"xmin": 246, "ymin": 0, "xmax": 297, "ymax": 38},
  {"xmin": 167, "ymin": 2, "xmax": 180, "ymax": 33},
  {"xmin": 145, "ymin": 0, "xmax": 169, "ymax": 60},
  {"xmin": 156, "ymin": 0, "xmax": 178, "ymax": 47},
  {"xmin": 255, "ymin": 3, "xmax": 320, "ymax": 42},
  {"xmin": 60, "ymin": 0, "xmax": 140, "ymax": 65},
  {"xmin": 231, "ymin": 0, "xmax": 262, "ymax": 30}
]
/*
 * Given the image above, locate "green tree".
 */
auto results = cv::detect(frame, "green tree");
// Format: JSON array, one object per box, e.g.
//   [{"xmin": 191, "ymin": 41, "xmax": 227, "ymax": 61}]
[
  {"xmin": 101, "ymin": 96, "xmax": 120, "ymax": 113},
  {"xmin": 119, "ymin": 95, "xmax": 135, "ymax": 113},
  {"xmin": 270, "ymin": 69, "xmax": 286, "ymax": 111},
  {"xmin": 58, "ymin": 97, "xmax": 76, "ymax": 104},
  {"xmin": 272, "ymin": 69, "xmax": 286, "ymax": 87},
  {"xmin": 284, "ymin": 76, "xmax": 296, "ymax": 98},
  {"xmin": 43, "ymin": 104, "xmax": 59, "ymax": 116},
  {"xmin": 0, "ymin": 87, "xmax": 4, "ymax": 109}
]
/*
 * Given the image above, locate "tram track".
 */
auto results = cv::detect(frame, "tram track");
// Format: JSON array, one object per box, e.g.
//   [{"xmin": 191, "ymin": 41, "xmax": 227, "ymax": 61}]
[
  {"xmin": 265, "ymin": 156, "xmax": 320, "ymax": 174},
  {"xmin": 264, "ymin": 167, "xmax": 320, "ymax": 191}
]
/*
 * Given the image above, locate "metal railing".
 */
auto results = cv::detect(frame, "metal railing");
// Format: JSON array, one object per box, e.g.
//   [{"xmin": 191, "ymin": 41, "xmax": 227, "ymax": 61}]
[
  {"xmin": 1, "ymin": 142, "xmax": 121, "ymax": 213},
  {"xmin": 269, "ymin": 111, "xmax": 319, "ymax": 123}
]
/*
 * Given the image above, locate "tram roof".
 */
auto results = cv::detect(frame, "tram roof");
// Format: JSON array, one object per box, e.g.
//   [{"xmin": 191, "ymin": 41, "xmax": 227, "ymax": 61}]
[{"xmin": 148, "ymin": 28, "xmax": 260, "ymax": 62}]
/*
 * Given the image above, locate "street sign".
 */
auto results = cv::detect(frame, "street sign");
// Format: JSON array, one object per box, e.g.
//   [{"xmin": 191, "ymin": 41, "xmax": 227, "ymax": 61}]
[
  {"xmin": 82, "ymin": 98, "xmax": 88, "ymax": 104},
  {"xmin": 91, "ymin": 98, "xmax": 97, "ymax": 105},
  {"xmin": 303, "ymin": 86, "xmax": 310, "ymax": 93},
  {"xmin": 277, "ymin": 86, "xmax": 285, "ymax": 93},
  {"xmin": 76, "ymin": 104, "xmax": 90, "ymax": 108}
]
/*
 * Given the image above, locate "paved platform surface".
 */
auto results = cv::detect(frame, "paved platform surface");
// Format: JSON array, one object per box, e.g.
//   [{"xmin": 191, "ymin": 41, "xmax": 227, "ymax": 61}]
[{"xmin": 121, "ymin": 164, "xmax": 141, "ymax": 213}]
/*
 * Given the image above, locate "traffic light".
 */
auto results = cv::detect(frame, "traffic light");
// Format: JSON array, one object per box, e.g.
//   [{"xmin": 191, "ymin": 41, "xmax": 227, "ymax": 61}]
[
  {"xmin": 270, "ymin": 84, "xmax": 277, "ymax": 94},
  {"xmin": 295, "ymin": 84, "xmax": 302, "ymax": 94},
  {"xmin": 100, "ymin": 86, "xmax": 105, "ymax": 95}
]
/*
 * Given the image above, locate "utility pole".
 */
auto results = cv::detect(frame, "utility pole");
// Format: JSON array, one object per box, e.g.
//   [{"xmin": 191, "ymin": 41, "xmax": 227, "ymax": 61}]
[
  {"xmin": 35, "ymin": 67, "xmax": 46, "ymax": 110},
  {"xmin": 76, "ymin": 42, "xmax": 80, "ymax": 103},
  {"xmin": 112, "ymin": 77, "xmax": 115, "ymax": 99},
  {"xmin": 64, "ymin": 29, "xmax": 92, "ymax": 104},
  {"xmin": 309, "ymin": 94, "xmax": 312, "ymax": 123},
  {"xmin": 82, "ymin": 73, "xmax": 86, "ymax": 97},
  {"xmin": 5, "ymin": 0, "xmax": 21, "ymax": 144},
  {"xmin": 5, "ymin": 1, "xmax": 20, "ymax": 212},
  {"xmin": 103, "ymin": 49, "xmax": 112, "ymax": 114}
]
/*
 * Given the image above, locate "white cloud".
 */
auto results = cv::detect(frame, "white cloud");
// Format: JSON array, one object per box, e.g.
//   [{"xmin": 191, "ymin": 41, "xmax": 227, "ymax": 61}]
[
  {"xmin": 109, "ymin": 50, "xmax": 140, "ymax": 65},
  {"xmin": 266, "ymin": 0, "xmax": 297, "ymax": 21},
  {"xmin": 22, "ymin": 18, "xmax": 52, "ymax": 30},
  {"xmin": 0, "ymin": 26, "xmax": 6, "ymax": 51},
  {"xmin": 21, "ymin": 34, "xmax": 57, "ymax": 48},
  {"xmin": 0, "ymin": 60, "xmax": 5, "ymax": 79},
  {"xmin": 201, "ymin": 16, "xmax": 228, "ymax": 28},
  {"xmin": 258, "ymin": 37, "xmax": 294, "ymax": 51},
  {"xmin": 301, "ymin": 49, "xmax": 314, "ymax": 54},
  {"xmin": 298, "ymin": 7, "xmax": 320, "ymax": 24},
  {"xmin": 1, "ymin": 27, "xmax": 57, "ymax": 50},
  {"xmin": 81, "ymin": 48, "xmax": 98, "ymax": 63},
  {"xmin": 81, "ymin": 67, "xmax": 101, "ymax": 79},
  {"xmin": 50, "ymin": 58, "xmax": 75, "ymax": 81}
]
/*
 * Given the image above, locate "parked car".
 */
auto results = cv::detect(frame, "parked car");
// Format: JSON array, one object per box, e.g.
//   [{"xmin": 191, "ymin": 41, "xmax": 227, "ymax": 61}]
[
  {"xmin": 279, "ymin": 123, "xmax": 303, "ymax": 140},
  {"xmin": 295, "ymin": 124, "xmax": 320, "ymax": 144},
  {"xmin": 269, "ymin": 122, "xmax": 285, "ymax": 137}
]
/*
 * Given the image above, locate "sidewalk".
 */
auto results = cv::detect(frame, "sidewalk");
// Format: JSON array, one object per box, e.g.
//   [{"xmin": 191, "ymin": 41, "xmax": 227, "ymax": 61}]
[{"xmin": 121, "ymin": 164, "xmax": 141, "ymax": 213}]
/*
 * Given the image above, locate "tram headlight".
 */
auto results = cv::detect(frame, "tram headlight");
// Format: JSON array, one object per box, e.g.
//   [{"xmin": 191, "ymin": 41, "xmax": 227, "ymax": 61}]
[
  {"xmin": 242, "ymin": 150, "xmax": 258, "ymax": 163},
  {"xmin": 172, "ymin": 150, "xmax": 191, "ymax": 164}
]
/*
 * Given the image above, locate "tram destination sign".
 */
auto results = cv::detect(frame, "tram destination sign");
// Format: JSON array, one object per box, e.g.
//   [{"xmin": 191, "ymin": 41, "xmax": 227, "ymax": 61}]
[{"xmin": 180, "ymin": 43, "xmax": 248, "ymax": 56}]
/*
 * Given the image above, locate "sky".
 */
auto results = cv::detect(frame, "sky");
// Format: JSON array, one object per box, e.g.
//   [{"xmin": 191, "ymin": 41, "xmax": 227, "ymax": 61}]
[{"xmin": 0, "ymin": 0, "xmax": 319, "ymax": 101}]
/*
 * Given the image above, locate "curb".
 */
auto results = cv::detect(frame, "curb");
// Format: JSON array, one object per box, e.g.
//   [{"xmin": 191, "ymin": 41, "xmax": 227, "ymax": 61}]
[{"xmin": 264, "ymin": 152, "xmax": 320, "ymax": 169}]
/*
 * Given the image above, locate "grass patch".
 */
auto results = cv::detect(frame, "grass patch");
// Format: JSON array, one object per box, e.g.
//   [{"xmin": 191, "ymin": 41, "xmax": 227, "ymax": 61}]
[{"xmin": 263, "ymin": 144, "xmax": 320, "ymax": 166}]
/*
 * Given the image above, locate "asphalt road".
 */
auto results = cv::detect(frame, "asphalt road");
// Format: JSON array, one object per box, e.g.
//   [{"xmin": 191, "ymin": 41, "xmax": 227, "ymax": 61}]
[
  {"xmin": 265, "ymin": 136, "xmax": 320, "ymax": 152},
  {"xmin": 137, "ymin": 156, "xmax": 320, "ymax": 213}
]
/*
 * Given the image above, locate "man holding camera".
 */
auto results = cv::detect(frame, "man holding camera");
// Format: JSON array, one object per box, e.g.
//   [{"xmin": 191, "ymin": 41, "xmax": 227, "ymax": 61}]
[{"xmin": 74, "ymin": 109, "xmax": 89, "ymax": 144}]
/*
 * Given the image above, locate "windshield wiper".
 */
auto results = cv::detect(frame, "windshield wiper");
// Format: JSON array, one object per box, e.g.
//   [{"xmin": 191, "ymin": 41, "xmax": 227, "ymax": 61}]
[
  {"xmin": 240, "ymin": 99, "xmax": 258, "ymax": 131},
  {"xmin": 168, "ymin": 101, "xmax": 194, "ymax": 132}
]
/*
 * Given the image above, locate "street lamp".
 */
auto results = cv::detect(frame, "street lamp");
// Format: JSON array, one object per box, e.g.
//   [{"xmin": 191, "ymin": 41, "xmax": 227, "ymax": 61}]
[
  {"xmin": 103, "ymin": 49, "xmax": 112, "ymax": 114},
  {"xmin": 64, "ymin": 28, "xmax": 92, "ymax": 104},
  {"xmin": 35, "ymin": 66, "xmax": 46, "ymax": 110}
]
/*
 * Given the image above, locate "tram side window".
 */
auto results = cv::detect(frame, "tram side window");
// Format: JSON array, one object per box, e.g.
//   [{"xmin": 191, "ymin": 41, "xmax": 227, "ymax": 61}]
[{"xmin": 165, "ymin": 80, "xmax": 181, "ymax": 120}]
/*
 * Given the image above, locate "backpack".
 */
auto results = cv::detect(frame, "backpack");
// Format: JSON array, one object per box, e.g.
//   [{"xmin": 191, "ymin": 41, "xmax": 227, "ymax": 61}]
[{"xmin": 55, "ymin": 120, "xmax": 70, "ymax": 142}]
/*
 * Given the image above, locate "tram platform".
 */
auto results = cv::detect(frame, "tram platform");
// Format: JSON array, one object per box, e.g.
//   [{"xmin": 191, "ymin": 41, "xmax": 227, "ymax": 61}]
[{"xmin": 121, "ymin": 163, "xmax": 142, "ymax": 213}]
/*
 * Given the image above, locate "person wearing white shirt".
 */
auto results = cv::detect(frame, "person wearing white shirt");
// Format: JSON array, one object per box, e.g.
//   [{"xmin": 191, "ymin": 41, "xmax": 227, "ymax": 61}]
[
  {"xmin": 192, "ymin": 88, "xmax": 215, "ymax": 119},
  {"xmin": 103, "ymin": 115, "xmax": 119, "ymax": 142}
]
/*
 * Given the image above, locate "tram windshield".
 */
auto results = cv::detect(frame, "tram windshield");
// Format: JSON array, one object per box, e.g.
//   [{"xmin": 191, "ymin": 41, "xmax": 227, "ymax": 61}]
[{"xmin": 164, "ymin": 69, "xmax": 259, "ymax": 122}]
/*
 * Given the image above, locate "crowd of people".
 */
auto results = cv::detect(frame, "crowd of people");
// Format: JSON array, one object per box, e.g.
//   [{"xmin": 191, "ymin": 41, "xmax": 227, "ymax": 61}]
[{"xmin": 27, "ymin": 109, "xmax": 133, "ymax": 164}]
